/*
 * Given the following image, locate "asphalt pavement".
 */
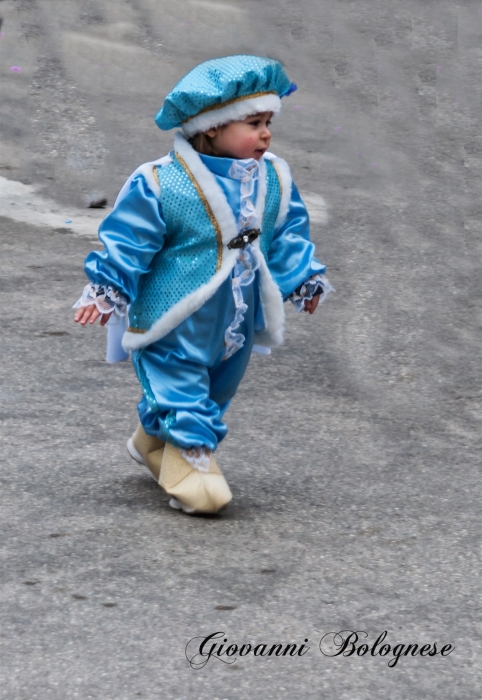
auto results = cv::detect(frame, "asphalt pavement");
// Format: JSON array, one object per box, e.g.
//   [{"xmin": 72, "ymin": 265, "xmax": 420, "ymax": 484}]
[{"xmin": 0, "ymin": 1, "xmax": 481, "ymax": 698}]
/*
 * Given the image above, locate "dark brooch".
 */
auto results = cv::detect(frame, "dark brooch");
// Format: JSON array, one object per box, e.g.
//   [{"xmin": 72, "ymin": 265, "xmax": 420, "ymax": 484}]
[{"xmin": 227, "ymin": 229, "xmax": 261, "ymax": 250}]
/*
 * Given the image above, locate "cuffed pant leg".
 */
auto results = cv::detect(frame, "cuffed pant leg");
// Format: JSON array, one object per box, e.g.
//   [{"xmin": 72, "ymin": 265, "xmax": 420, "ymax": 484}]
[{"xmin": 133, "ymin": 346, "xmax": 227, "ymax": 452}]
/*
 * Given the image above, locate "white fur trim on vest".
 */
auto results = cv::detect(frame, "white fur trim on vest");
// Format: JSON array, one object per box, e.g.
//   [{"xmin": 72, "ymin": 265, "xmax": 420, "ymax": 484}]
[
  {"xmin": 264, "ymin": 152, "xmax": 292, "ymax": 230},
  {"xmin": 173, "ymin": 133, "xmax": 239, "ymax": 245},
  {"xmin": 254, "ymin": 155, "xmax": 267, "ymax": 225},
  {"xmin": 181, "ymin": 94, "xmax": 281, "ymax": 137},
  {"xmin": 122, "ymin": 135, "xmax": 285, "ymax": 351},
  {"xmin": 252, "ymin": 238, "xmax": 285, "ymax": 347},
  {"xmin": 122, "ymin": 248, "xmax": 240, "ymax": 352}
]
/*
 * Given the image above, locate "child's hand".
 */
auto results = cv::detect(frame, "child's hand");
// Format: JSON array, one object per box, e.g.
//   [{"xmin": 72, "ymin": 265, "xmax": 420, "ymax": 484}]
[
  {"xmin": 74, "ymin": 304, "xmax": 111, "ymax": 326},
  {"xmin": 303, "ymin": 296, "xmax": 320, "ymax": 315}
]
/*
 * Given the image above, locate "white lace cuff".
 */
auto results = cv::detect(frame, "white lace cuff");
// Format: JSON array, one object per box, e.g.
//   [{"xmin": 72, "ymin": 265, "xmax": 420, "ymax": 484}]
[
  {"xmin": 73, "ymin": 283, "xmax": 128, "ymax": 317},
  {"xmin": 289, "ymin": 273, "xmax": 335, "ymax": 313},
  {"xmin": 180, "ymin": 447, "xmax": 212, "ymax": 473}
]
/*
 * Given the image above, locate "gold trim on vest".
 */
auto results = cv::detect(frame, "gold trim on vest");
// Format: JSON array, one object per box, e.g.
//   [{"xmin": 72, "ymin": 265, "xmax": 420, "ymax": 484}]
[
  {"xmin": 127, "ymin": 326, "xmax": 147, "ymax": 334},
  {"xmin": 271, "ymin": 161, "xmax": 283, "ymax": 198},
  {"xmin": 175, "ymin": 151, "xmax": 223, "ymax": 272}
]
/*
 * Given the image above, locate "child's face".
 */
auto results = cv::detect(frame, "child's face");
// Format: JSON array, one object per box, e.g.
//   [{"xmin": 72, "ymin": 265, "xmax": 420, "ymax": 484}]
[{"xmin": 204, "ymin": 111, "xmax": 273, "ymax": 160}]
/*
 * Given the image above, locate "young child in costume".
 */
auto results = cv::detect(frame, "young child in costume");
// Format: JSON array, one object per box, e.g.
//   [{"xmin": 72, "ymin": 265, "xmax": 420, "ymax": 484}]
[{"xmin": 74, "ymin": 55, "xmax": 333, "ymax": 515}]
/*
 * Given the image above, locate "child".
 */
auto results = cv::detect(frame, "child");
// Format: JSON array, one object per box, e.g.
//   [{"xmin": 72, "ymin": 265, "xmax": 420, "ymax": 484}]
[{"xmin": 74, "ymin": 55, "xmax": 333, "ymax": 515}]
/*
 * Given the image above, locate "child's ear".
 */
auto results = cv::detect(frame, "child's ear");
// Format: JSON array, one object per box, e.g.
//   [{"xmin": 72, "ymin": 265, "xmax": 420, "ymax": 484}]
[{"xmin": 204, "ymin": 127, "xmax": 217, "ymax": 138}]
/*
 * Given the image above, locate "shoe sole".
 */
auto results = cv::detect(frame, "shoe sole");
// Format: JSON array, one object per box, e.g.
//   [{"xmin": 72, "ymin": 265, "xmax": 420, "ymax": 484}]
[
  {"xmin": 126, "ymin": 438, "xmax": 159, "ymax": 484},
  {"xmin": 169, "ymin": 497, "xmax": 196, "ymax": 514},
  {"xmin": 126, "ymin": 437, "xmax": 146, "ymax": 465}
]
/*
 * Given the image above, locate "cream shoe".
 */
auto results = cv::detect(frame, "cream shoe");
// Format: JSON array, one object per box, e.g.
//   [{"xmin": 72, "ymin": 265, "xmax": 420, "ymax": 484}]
[
  {"xmin": 128, "ymin": 425, "xmax": 231, "ymax": 514},
  {"xmin": 159, "ymin": 443, "xmax": 232, "ymax": 514}
]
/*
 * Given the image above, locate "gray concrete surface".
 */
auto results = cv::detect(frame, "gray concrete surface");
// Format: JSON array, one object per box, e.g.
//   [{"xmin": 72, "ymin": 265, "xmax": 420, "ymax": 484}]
[{"xmin": 1, "ymin": 0, "xmax": 481, "ymax": 698}]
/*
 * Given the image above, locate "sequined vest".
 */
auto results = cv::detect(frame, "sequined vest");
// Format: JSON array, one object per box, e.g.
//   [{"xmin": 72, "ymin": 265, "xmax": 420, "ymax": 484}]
[{"xmin": 128, "ymin": 154, "xmax": 282, "ymax": 332}]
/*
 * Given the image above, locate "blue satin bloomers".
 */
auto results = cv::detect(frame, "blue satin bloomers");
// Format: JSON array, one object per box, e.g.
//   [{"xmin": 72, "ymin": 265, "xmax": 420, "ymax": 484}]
[
  {"xmin": 83, "ymin": 145, "xmax": 326, "ymax": 451},
  {"xmin": 133, "ymin": 269, "xmax": 259, "ymax": 451}
]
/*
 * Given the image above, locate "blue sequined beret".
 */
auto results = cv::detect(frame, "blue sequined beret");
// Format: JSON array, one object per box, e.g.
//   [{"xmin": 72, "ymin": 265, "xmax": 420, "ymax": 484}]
[{"xmin": 155, "ymin": 55, "xmax": 296, "ymax": 136}]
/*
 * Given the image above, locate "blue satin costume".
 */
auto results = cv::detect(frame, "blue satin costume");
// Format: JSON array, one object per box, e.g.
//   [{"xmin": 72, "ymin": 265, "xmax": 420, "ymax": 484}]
[{"xmin": 84, "ymin": 153, "xmax": 325, "ymax": 451}]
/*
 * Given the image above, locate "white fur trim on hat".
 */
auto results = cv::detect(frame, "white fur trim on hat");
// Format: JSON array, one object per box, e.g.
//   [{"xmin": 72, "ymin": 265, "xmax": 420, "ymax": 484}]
[{"xmin": 181, "ymin": 93, "xmax": 281, "ymax": 137}]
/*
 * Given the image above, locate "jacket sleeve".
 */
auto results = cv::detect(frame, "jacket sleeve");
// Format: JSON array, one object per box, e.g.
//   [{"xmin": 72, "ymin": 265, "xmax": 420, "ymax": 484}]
[
  {"xmin": 266, "ymin": 179, "xmax": 326, "ymax": 299},
  {"xmin": 83, "ymin": 172, "xmax": 167, "ymax": 303}
]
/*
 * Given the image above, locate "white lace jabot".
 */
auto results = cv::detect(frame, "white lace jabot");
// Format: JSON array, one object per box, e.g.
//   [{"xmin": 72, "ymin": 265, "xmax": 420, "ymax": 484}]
[{"xmin": 228, "ymin": 158, "xmax": 259, "ymax": 232}]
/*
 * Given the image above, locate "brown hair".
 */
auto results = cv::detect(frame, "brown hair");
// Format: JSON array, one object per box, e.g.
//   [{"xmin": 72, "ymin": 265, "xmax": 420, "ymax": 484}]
[
  {"xmin": 188, "ymin": 132, "xmax": 216, "ymax": 156},
  {"xmin": 188, "ymin": 123, "xmax": 230, "ymax": 156}
]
